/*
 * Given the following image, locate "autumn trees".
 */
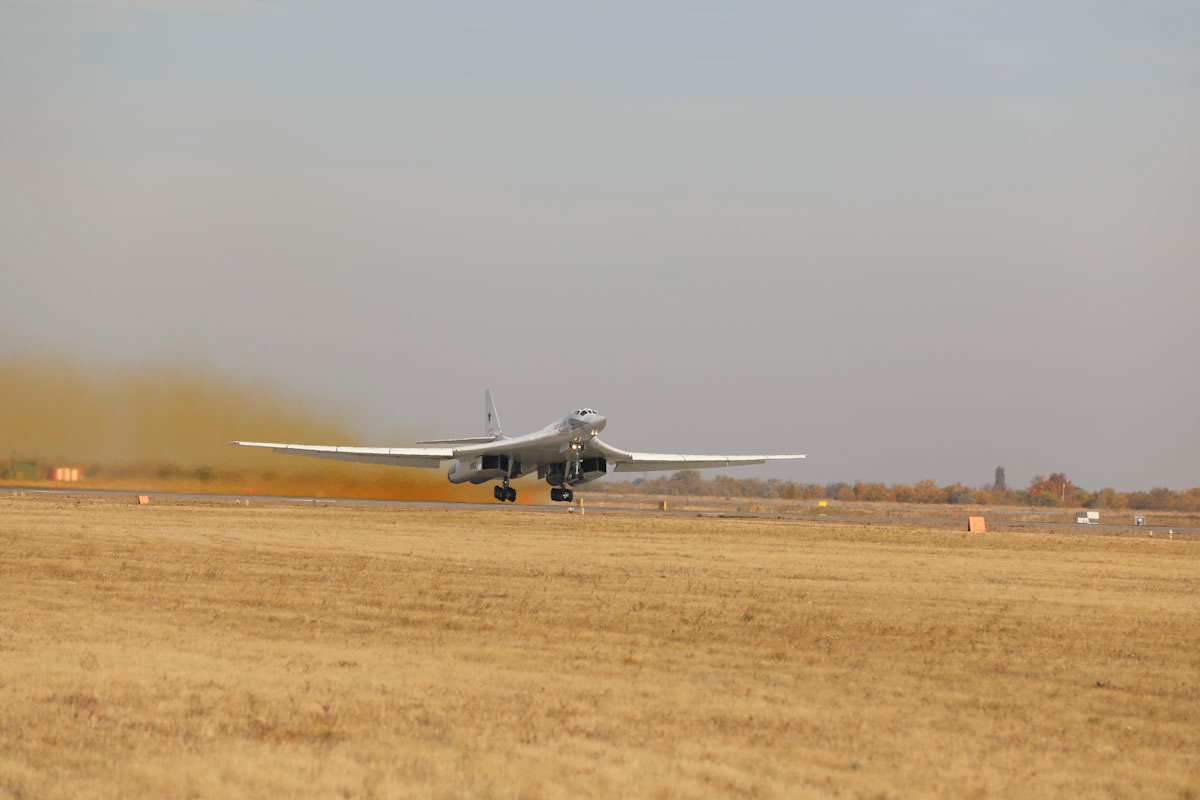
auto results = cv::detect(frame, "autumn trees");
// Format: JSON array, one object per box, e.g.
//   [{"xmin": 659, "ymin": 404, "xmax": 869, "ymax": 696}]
[
  {"xmin": 1028, "ymin": 473, "xmax": 1074, "ymax": 506},
  {"xmin": 596, "ymin": 470, "xmax": 1200, "ymax": 511}
]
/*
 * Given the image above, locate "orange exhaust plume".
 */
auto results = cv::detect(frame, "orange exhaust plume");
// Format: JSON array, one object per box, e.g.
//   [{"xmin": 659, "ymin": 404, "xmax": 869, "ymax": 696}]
[{"xmin": 0, "ymin": 355, "xmax": 549, "ymax": 504}]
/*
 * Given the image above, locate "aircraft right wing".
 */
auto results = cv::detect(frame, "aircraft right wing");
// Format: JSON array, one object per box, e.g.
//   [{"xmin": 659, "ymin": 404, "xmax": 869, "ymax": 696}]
[
  {"xmin": 590, "ymin": 439, "xmax": 805, "ymax": 473},
  {"xmin": 227, "ymin": 441, "xmax": 454, "ymax": 468}
]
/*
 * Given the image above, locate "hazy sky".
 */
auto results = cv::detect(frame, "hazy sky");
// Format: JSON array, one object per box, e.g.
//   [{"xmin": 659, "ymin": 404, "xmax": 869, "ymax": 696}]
[{"xmin": 3, "ymin": 1, "xmax": 1198, "ymax": 489}]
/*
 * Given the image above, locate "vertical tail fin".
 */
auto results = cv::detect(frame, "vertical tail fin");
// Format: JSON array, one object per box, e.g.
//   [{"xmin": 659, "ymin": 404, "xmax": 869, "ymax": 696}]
[{"xmin": 485, "ymin": 390, "xmax": 503, "ymax": 439}]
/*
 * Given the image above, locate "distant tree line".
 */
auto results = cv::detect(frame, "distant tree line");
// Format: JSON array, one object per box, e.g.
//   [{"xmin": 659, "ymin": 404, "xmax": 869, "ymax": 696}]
[
  {"xmin": 587, "ymin": 469, "xmax": 1200, "ymax": 512},
  {"xmin": 5, "ymin": 453, "xmax": 1197, "ymax": 512}
]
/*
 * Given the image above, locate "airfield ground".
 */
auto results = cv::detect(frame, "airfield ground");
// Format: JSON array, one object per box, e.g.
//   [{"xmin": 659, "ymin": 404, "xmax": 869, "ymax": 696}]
[{"xmin": 1, "ymin": 496, "xmax": 1197, "ymax": 798}]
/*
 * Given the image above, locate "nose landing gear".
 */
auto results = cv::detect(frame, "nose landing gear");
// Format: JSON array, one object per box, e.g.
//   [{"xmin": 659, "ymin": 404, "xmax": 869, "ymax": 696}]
[{"xmin": 550, "ymin": 487, "xmax": 574, "ymax": 503}]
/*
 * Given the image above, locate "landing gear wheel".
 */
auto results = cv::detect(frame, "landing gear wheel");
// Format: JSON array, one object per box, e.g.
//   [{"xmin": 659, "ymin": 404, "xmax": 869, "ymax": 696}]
[
  {"xmin": 493, "ymin": 485, "xmax": 505, "ymax": 502},
  {"xmin": 550, "ymin": 488, "xmax": 563, "ymax": 502},
  {"xmin": 563, "ymin": 489, "xmax": 574, "ymax": 503},
  {"xmin": 506, "ymin": 487, "xmax": 517, "ymax": 502}
]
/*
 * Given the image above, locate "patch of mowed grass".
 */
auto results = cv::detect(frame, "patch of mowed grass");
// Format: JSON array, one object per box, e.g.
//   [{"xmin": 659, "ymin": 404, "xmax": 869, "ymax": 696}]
[{"xmin": 1, "ymin": 495, "xmax": 1198, "ymax": 799}]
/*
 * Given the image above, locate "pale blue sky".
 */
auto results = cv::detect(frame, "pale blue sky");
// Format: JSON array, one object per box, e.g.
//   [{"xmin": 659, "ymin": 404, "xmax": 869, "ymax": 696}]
[{"xmin": 3, "ymin": 2, "xmax": 1198, "ymax": 489}]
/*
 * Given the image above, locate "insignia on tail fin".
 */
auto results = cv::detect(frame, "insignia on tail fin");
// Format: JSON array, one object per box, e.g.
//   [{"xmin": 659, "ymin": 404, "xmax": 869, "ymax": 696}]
[{"xmin": 485, "ymin": 390, "xmax": 503, "ymax": 439}]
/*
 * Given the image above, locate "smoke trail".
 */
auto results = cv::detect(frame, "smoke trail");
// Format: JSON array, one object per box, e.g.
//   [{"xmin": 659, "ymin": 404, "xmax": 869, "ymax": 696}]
[
  {"xmin": 0, "ymin": 356, "xmax": 355, "ymax": 465},
  {"xmin": 0, "ymin": 356, "xmax": 546, "ymax": 503}
]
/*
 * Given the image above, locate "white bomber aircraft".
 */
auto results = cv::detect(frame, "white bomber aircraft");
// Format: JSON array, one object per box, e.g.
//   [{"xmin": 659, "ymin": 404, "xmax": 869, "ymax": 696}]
[{"xmin": 229, "ymin": 391, "xmax": 805, "ymax": 503}]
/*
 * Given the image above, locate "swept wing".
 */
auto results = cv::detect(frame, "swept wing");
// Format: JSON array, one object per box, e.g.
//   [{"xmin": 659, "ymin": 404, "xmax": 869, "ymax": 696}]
[
  {"xmin": 227, "ymin": 441, "xmax": 453, "ymax": 468},
  {"xmin": 589, "ymin": 439, "xmax": 805, "ymax": 472}
]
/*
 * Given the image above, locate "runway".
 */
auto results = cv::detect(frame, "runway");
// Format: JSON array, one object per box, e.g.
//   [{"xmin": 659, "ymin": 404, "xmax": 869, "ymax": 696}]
[{"xmin": 7, "ymin": 485, "xmax": 1197, "ymax": 535}]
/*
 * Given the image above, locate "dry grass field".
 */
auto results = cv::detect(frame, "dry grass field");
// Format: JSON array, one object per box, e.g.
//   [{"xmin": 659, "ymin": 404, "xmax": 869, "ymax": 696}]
[{"xmin": 1, "ymin": 495, "xmax": 1198, "ymax": 799}]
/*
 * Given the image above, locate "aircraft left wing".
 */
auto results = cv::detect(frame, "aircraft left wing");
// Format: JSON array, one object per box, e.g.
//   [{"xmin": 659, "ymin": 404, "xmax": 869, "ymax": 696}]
[
  {"xmin": 227, "ymin": 441, "xmax": 453, "ymax": 468},
  {"xmin": 590, "ymin": 439, "xmax": 805, "ymax": 473}
]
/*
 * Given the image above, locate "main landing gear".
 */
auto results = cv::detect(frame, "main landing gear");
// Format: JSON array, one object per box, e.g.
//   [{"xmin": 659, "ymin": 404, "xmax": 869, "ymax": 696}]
[
  {"xmin": 493, "ymin": 480, "xmax": 516, "ymax": 503},
  {"xmin": 550, "ymin": 442, "xmax": 580, "ymax": 503}
]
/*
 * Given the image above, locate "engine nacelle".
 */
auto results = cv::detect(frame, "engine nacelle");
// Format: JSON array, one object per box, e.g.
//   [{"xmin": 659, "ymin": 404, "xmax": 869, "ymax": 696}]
[
  {"xmin": 540, "ymin": 457, "xmax": 606, "ymax": 487},
  {"xmin": 447, "ymin": 454, "xmax": 511, "ymax": 485}
]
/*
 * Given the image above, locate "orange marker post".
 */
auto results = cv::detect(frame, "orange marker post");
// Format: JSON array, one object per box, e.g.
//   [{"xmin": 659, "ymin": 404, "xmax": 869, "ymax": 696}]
[{"xmin": 968, "ymin": 516, "xmax": 986, "ymax": 532}]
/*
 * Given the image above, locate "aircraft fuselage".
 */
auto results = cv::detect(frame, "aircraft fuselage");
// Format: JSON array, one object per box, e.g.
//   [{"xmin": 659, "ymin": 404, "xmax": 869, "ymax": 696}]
[{"xmin": 447, "ymin": 410, "xmax": 607, "ymax": 488}]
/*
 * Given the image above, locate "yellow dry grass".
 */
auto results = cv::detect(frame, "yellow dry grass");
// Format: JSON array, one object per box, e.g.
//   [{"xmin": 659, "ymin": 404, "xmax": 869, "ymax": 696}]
[{"xmin": 1, "ymin": 496, "xmax": 1198, "ymax": 799}]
